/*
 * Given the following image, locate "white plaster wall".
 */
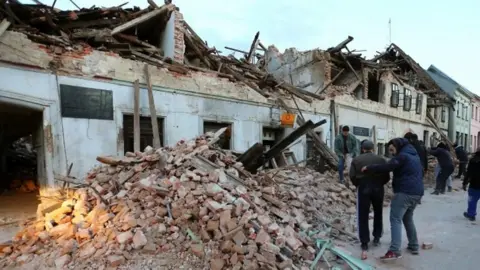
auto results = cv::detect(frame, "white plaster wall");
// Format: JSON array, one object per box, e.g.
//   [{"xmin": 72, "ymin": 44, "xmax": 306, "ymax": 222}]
[
  {"xmin": 337, "ymin": 105, "xmax": 442, "ymax": 145},
  {"xmin": 56, "ymin": 76, "xmax": 330, "ymax": 179},
  {"xmin": 160, "ymin": 11, "xmax": 175, "ymax": 59}
]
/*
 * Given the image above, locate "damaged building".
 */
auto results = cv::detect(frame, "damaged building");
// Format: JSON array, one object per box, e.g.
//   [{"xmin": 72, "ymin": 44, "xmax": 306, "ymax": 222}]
[
  {"xmin": 0, "ymin": 0, "xmax": 333, "ymax": 220},
  {"xmin": 266, "ymin": 38, "xmax": 453, "ymax": 154}
]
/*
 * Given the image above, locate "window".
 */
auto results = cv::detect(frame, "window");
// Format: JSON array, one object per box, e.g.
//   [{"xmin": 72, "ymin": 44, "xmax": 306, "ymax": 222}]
[
  {"xmin": 204, "ymin": 121, "xmax": 232, "ymax": 149},
  {"xmin": 441, "ymin": 106, "xmax": 446, "ymax": 122},
  {"xmin": 457, "ymin": 102, "xmax": 460, "ymax": 117},
  {"xmin": 390, "ymin": 83, "xmax": 399, "ymax": 108},
  {"xmin": 403, "ymin": 88, "xmax": 412, "ymax": 111},
  {"xmin": 415, "ymin": 94, "xmax": 423, "ymax": 114},
  {"xmin": 434, "ymin": 107, "xmax": 438, "ymax": 119},
  {"xmin": 473, "ymin": 106, "xmax": 475, "ymax": 120},
  {"xmin": 476, "ymin": 106, "xmax": 478, "ymax": 121}
]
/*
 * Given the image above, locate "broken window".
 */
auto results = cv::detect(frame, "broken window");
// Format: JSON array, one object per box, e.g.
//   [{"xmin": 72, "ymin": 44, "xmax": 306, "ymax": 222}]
[
  {"xmin": 415, "ymin": 94, "xmax": 423, "ymax": 114},
  {"xmin": 123, "ymin": 115, "xmax": 164, "ymax": 153},
  {"xmin": 403, "ymin": 88, "xmax": 412, "ymax": 111},
  {"xmin": 367, "ymin": 73, "xmax": 381, "ymax": 102},
  {"xmin": 204, "ymin": 121, "xmax": 232, "ymax": 149},
  {"xmin": 390, "ymin": 83, "xmax": 399, "ymax": 108},
  {"xmin": 262, "ymin": 127, "xmax": 286, "ymax": 168},
  {"xmin": 441, "ymin": 106, "xmax": 446, "ymax": 122}
]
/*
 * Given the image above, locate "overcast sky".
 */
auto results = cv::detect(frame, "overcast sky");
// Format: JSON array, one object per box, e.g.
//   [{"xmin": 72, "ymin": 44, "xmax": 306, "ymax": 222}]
[{"xmin": 25, "ymin": 0, "xmax": 480, "ymax": 95}]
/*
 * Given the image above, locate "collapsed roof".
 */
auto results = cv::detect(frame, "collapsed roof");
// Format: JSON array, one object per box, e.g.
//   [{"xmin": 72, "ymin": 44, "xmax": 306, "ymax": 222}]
[
  {"xmin": 319, "ymin": 38, "xmax": 453, "ymax": 106},
  {"xmin": 0, "ymin": 1, "xmax": 324, "ymax": 104}
]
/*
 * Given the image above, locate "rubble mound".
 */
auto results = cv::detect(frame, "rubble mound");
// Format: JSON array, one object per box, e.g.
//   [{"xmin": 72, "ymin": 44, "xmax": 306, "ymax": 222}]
[{"xmin": 0, "ymin": 133, "xmax": 359, "ymax": 269}]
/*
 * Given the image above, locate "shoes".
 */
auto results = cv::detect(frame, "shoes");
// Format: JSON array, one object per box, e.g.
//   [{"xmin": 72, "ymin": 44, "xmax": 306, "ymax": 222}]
[
  {"xmin": 431, "ymin": 190, "xmax": 440, "ymax": 195},
  {"xmin": 380, "ymin": 250, "xmax": 402, "ymax": 260},
  {"xmin": 448, "ymin": 187, "xmax": 453, "ymax": 192},
  {"xmin": 373, "ymin": 238, "xmax": 380, "ymax": 246},
  {"xmin": 407, "ymin": 247, "xmax": 419, "ymax": 255},
  {"xmin": 464, "ymin": 212, "xmax": 476, "ymax": 221},
  {"xmin": 361, "ymin": 243, "xmax": 368, "ymax": 251}
]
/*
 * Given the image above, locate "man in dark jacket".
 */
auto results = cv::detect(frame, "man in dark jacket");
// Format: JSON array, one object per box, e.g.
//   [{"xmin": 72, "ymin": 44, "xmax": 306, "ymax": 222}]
[
  {"xmin": 349, "ymin": 140, "xmax": 390, "ymax": 260},
  {"xmin": 362, "ymin": 138, "xmax": 424, "ymax": 260},
  {"xmin": 453, "ymin": 142, "xmax": 469, "ymax": 178},
  {"xmin": 429, "ymin": 142, "xmax": 455, "ymax": 194},
  {"xmin": 334, "ymin": 126, "xmax": 359, "ymax": 183},
  {"xmin": 463, "ymin": 147, "xmax": 480, "ymax": 221},
  {"xmin": 404, "ymin": 132, "xmax": 428, "ymax": 173}
]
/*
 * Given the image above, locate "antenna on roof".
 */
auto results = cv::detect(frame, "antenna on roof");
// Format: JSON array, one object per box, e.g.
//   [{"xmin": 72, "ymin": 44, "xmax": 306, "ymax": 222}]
[{"xmin": 388, "ymin": 18, "xmax": 392, "ymax": 44}]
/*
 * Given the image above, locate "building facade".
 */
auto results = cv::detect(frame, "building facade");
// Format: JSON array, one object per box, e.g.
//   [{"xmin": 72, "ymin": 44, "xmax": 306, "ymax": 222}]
[
  {"xmin": 471, "ymin": 95, "xmax": 480, "ymax": 151},
  {"xmin": 0, "ymin": 28, "xmax": 330, "ymax": 193},
  {"xmin": 427, "ymin": 65, "xmax": 473, "ymax": 150}
]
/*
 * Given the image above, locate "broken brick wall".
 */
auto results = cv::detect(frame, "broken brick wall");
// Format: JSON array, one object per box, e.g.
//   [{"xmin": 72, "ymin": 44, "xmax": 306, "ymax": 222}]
[{"xmin": 173, "ymin": 9, "xmax": 185, "ymax": 63}]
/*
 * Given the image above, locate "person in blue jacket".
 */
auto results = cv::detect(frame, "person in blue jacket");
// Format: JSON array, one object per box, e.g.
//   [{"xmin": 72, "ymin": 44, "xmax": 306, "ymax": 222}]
[
  {"xmin": 361, "ymin": 138, "xmax": 424, "ymax": 260},
  {"xmin": 429, "ymin": 142, "xmax": 455, "ymax": 195}
]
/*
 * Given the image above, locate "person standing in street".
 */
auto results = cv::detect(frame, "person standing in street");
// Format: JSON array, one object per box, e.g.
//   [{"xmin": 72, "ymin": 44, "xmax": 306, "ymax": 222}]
[
  {"xmin": 404, "ymin": 132, "xmax": 428, "ymax": 173},
  {"xmin": 349, "ymin": 140, "xmax": 390, "ymax": 260},
  {"xmin": 429, "ymin": 142, "xmax": 455, "ymax": 194},
  {"xmin": 463, "ymin": 147, "xmax": 480, "ymax": 221},
  {"xmin": 361, "ymin": 138, "xmax": 424, "ymax": 260},
  {"xmin": 334, "ymin": 126, "xmax": 359, "ymax": 184},
  {"xmin": 453, "ymin": 142, "xmax": 469, "ymax": 179}
]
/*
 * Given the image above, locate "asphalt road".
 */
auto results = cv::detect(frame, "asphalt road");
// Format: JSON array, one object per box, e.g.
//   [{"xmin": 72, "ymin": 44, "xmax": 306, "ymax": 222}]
[{"xmin": 347, "ymin": 181, "xmax": 480, "ymax": 270}]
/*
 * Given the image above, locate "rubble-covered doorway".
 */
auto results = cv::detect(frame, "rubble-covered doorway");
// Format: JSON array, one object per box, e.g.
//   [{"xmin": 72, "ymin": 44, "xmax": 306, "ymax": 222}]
[
  {"xmin": 122, "ymin": 115, "xmax": 164, "ymax": 153},
  {"xmin": 203, "ymin": 121, "xmax": 232, "ymax": 150},
  {"xmin": 262, "ymin": 127, "xmax": 286, "ymax": 168},
  {"xmin": 0, "ymin": 101, "xmax": 44, "ymax": 242}
]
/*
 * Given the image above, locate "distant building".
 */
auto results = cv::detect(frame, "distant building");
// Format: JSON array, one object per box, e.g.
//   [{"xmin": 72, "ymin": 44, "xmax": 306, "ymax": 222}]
[
  {"xmin": 471, "ymin": 95, "xmax": 480, "ymax": 151},
  {"xmin": 427, "ymin": 65, "xmax": 473, "ymax": 151}
]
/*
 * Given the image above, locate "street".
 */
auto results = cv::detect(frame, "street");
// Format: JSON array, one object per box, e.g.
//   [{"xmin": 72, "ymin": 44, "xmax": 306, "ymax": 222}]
[{"xmin": 350, "ymin": 181, "xmax": 480, "ymax": 270}]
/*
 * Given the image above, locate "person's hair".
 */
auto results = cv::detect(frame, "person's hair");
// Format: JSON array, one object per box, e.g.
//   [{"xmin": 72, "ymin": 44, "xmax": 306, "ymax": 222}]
[
  {"xmin": 361, "ymin": 140, "xmax": 374, "ymax": 151},
  {"xmin": 342, "ymin": 126, "xmax": 349, "ymax": 132},
  {"xmin": 404, "ymin": 132, "xmax": 418, "ymax": 142}
]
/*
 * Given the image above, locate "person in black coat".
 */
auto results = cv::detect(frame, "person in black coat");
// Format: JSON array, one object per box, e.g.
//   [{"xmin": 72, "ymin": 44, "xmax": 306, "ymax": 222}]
[
  {"xmin": 463, "ymin": 147, "xmax": 480, "ymax": 221},
  {"xmin": 429, "ymin": 142, "xmax": 454, "ymax": 195},
  {"xmin": 349, "ymin": 140, "xmax": 390, "ymax": 259},
  {"xmin": 453, "ymin": 142, "xmax": 469, "ymax": 178},
  {"xmin": 404, "ymin": 132, "xmax": 428, "ymax": 174}
]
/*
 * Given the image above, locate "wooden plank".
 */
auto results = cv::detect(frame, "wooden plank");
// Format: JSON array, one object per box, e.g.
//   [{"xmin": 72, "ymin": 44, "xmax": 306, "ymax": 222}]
[
  {"xmin": 143, "ymin": 65, "xmax": 162, "ymax": 149},
  {"xmin": 277, "ymin": 98, "xmax": 339, "ymax": 169},
  {"xmin": 111, "ymin": 5, "xmax": 173, "ymax": 35},
  {"xmin": 133, "ymin": 79, "xmax": 141, "ymax": 152},
  {"xmin": 246, "ymin": 32, "xmax": 260, "ymax": 63},
  {"xmin": 0, "ymin": 19, "xmax": 11, "ymax": 38},
  {"xmin": 315, "ymin": 68, "xmax": 344, "ymax": 94}
]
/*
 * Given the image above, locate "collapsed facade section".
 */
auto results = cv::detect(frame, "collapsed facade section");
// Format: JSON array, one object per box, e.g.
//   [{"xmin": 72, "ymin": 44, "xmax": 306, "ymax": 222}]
[{"xmin": 266, "ymin": 38, "xmax": 453, "ymax": 154}]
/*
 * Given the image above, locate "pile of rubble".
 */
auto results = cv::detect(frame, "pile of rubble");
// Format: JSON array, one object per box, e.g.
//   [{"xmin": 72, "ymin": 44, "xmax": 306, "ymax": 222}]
[{"xmin": 0, "ymin": 132, "xmax": 360, "ymax": 269}]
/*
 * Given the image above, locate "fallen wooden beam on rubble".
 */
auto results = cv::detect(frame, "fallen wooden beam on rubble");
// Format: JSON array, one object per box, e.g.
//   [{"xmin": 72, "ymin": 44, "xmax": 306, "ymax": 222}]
[
  {"xmin": 277, "ymin": 98, "xmax": 339, "ymax": 170},
  {"xmin": 238, "ymin": 120, "xmax": 315, "ymax": 173},
  {"xmin": 111, "ymin": 4, "xmax": 174, "ymax": 35}
]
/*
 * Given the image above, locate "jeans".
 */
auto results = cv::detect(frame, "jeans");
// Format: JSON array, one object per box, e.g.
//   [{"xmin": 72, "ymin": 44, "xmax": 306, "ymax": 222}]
[
  {"xmin": 389, "ymin": 193, "xmax": 422, "ymax": 253},
  {"xmin": 338, "ymin": 154, "xmax": 352, "ymax": 183},
  {"xmin": 434, "ymin": 164, "xmax": 453, "ymax": 191},
  {"xmin": 467, "ymin": 188, "xmax": 480, "ymax": 217}
]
